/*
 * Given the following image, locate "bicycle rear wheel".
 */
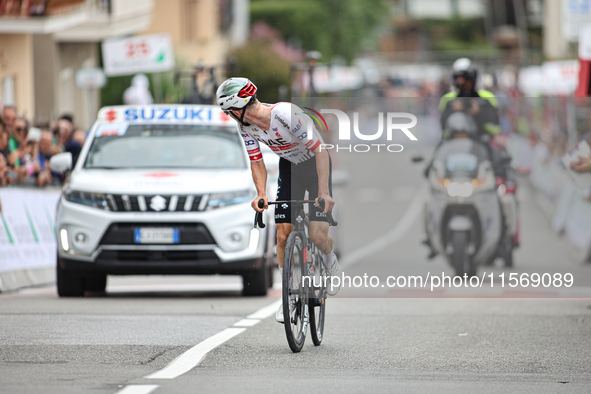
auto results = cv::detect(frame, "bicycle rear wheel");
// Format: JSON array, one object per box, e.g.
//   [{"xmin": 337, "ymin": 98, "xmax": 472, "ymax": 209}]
[
  {"xmin": 283, "ymin": 231, "xmax": 309, "ymax": 353},
  {"xmin": 309, "ymin": 250, "xmax": 326, "ymax": 346}
]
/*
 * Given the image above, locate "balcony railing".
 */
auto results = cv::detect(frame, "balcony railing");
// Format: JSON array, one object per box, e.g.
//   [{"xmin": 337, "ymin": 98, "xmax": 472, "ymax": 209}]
[{"xmin": 0, "ymin": 0, "xmax": 106, "ymax": 17}]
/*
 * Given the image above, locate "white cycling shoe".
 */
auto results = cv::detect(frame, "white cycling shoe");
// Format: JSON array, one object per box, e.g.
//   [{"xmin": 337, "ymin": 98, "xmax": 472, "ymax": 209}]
[
  {"xmin": 276, "ymin": 303, "xmax": 284, "ymax": 324},
  {"xmin": 325, "ymin": 254, "xmax": 341, "ymax": 296}
]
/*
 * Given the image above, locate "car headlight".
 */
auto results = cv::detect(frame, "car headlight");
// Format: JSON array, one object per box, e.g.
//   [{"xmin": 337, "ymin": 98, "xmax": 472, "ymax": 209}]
[
  {"xmin": 64, "ymin": 190, "xmax": 110, "ymax": 210},
  {"xmin": 446, "ymin": 182, "xmax": 474, "ymax": 198},
  {"xmin": 206, "ymin": 190, "xmax": 254, "ymax": 210}
]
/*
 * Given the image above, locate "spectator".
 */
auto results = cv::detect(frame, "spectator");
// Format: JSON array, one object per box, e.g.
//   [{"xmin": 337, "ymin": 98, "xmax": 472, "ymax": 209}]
[
  {"xmin": 36, "ymin": 129, "xmax": 54, "ymax": 187},
  {"xmin": 56, "ymin": 114, "xmax": 75, "ymax": 151},
  {"xmin": 7, "ymin": 116, "xmax": 30, "ymax": 167},
  {"xmin": 65, "ymin": 129, "xmax": 86, "ymax": 167},
  {"xmin": 124, "ymin": 74, "xmax": 154, "ymax": 105},
  {"xmin": 0, "ymin": 153, "xmax": 14, "ymax": 187},
  {"xmin": 2, "ymin": 105, "xmax": 18, "ymax": 151},
  {"xmin": 0, "ymin": 119, "xmax": 9, "ymax": 160},
  {"xmin": 571, "ymin": 156, "xmax": 591, "ymax": 173}
]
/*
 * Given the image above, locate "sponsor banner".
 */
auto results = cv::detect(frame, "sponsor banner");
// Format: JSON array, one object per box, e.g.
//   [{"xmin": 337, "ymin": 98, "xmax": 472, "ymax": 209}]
[
  {"xmin": 0, "ymin": 188, "xmax": 60, "ymax": 273},
  {"xmin": 96, "ymin": 105, "xmax": 234, "ymax": 126},
  {"xmin": 101, "ymin": 34, "xmax": 175, "ymax": 76},
  {"xmin": 563, "ymin": 0, "xmax": 591, "ymax": 42}
]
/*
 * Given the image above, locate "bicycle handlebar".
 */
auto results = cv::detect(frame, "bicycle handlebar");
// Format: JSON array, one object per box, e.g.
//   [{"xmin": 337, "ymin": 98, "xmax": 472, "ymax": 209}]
[
  {"xmin": 254, "ymin": 199, "xmax": 266, "ymax": 229},
  {"xmin": 253, "ymin": 198, "xmax": 338, "ymax": 229}
]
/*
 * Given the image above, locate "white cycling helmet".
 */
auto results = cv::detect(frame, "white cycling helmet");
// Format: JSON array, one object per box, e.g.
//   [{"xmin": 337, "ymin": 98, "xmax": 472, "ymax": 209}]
[{"xmin": 216, "ymin": 77, "xmax": 257, "ymax": 111}]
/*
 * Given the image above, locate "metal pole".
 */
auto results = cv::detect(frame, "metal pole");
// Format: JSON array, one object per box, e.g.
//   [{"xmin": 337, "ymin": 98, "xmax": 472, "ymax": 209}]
[
  {"xmin": 483, "ymin": 0, "xmax": 495, "ymax": 47},
  {"xmin": 153, "ymin": 73, "xmax": 163, "ymax": 103},
  {"xmin": 512, "ymin": 0, "xmax": 529, "ymax": 64},
  {"xmin": 87, "ymin": 88, "xmax": 95, "ymax": 127},
  {"xmin": 309, "ymin": 64, "xmax": 316, "ymax": 108}
]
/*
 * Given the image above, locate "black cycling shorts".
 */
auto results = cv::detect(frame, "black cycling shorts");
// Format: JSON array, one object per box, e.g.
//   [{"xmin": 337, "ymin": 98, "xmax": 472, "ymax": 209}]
[{"xmin": 274, "ymin": 155, "xmax": 333, "ymax": 224}]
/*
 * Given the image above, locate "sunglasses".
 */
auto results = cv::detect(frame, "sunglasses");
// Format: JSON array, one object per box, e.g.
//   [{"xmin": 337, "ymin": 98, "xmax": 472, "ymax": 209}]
[
  {"xmin": 15, "ymin": 127, "xmax": 25, "ymax": 132},
  {"xmin": 223, "ymin": 108, "xmax": 241, "ymax": 115}
]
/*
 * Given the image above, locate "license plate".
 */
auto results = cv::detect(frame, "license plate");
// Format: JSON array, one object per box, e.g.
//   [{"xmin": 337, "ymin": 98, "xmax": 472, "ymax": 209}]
[{"xmin": 134, "ymin": 227, "xmax": 180, "ymax": 244}]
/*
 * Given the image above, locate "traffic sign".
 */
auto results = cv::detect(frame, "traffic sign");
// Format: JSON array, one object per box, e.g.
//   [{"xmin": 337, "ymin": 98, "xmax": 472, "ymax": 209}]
[{"xmin": 75, "ymin": 68, "xmax": 106, "ymax": 89}]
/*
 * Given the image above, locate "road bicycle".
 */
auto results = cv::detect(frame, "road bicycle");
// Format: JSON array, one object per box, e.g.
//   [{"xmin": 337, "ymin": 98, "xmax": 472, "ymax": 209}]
[{"xmin": 255, "ymin": 198, "xmax": 337, "ymax": 352}]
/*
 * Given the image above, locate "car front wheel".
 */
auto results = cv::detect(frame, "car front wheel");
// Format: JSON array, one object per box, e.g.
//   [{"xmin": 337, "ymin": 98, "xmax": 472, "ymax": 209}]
[
  {"xmin": 242, "ymin": 262, "xmax": 268, "ymax": 296},
  {"xmin": 56, "ymin": 257, "xmax": 85, "ymax": 297}
]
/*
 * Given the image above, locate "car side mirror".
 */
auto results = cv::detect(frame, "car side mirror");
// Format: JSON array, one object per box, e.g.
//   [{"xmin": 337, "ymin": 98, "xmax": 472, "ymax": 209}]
[{"xmin": 50, "ymin": 152, "xmax": 73, "ymax": 173}]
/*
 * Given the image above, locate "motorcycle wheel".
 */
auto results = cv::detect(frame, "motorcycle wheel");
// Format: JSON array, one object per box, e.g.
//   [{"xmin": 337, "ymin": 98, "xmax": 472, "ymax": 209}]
[{"xmin": 452, "ymin": 231, "xmax": 476, "ymax": 277}]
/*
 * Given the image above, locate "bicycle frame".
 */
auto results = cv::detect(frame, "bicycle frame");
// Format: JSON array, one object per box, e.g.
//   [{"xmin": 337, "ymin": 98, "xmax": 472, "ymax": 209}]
[
  {"xmin": 254, "ymin": 198, "xmax": 336, "ymax": 352},
  {"xmin": 254, "ymin": 198, "xmax": 336, "ymax": 303}
]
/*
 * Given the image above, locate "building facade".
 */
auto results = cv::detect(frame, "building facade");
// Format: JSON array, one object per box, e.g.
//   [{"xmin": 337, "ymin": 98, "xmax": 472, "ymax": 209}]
[{"xmin": 0, "ymin": 0, "xmax": 154, "ymax": 128}]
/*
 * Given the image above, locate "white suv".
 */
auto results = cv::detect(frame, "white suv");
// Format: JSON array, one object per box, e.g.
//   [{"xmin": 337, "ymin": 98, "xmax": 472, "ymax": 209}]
[{"xmin": 51, "ymin": 105, "xmax": 274, "ymax": 297}]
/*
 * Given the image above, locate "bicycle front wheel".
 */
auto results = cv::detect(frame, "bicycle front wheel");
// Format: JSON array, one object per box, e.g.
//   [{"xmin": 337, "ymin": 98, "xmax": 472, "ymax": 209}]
[
  {"xmin": 309, "ymin": 250, "xmax": 326, "ymax": 346},
  {"xmin": 283, "ymin": 231, "xmax": 309, "ymax": 353}
]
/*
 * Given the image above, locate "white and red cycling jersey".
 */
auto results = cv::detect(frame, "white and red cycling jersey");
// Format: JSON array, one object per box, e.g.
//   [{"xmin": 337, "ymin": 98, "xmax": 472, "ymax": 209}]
[{"xmin": 237, "ymin": 103, "xmax": 324, "ymax": 164}]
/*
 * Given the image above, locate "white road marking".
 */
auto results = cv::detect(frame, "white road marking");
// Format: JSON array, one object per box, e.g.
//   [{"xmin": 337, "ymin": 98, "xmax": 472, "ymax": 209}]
[
  {"xmin": 340, "ymin": 183, "xmax": 428, "ymax": 269},
  {"xmin": 146, "ymin": 327, "xmax": 246, "ymax": 379},
  {"xmin": 246, "ymin": 299, "xmax": 282, "ymax": 319},
  {"xmin": 233, "ymin": 318, "xmax": 261, "ymax": 327},
  {"xmin": 115, "ymin": 385, "xmax": 159, "ymax": 394},
  {"xmin": 143, "ymin": 298, "xmax": 281, "ymax": 381}
]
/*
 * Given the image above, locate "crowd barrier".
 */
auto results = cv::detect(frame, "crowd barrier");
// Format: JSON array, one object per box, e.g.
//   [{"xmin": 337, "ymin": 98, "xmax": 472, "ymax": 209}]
[
  {"xmin": 522, "ymin": 136, "xmax": 591, "ymax": 262},
  {"xmin": 0, "ymin": 188, "xmax": 61, "ymax": 292}
]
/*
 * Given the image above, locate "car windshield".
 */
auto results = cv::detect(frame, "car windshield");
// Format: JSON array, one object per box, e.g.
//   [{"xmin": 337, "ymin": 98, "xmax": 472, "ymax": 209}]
[{"xmin": 84, "ymin": 124, "xmax": 247, "ymax": 169}]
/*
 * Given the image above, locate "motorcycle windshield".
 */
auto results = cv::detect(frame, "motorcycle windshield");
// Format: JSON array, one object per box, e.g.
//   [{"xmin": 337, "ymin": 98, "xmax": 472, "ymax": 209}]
[{"xmin": 433, "ymin": 139, "xmax": 489, "ymax": 178}]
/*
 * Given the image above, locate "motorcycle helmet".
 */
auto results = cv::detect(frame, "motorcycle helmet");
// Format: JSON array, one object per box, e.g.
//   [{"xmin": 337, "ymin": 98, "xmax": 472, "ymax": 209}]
[{"xmin": 452, "ymin": 58, "xmax": 478, "ymax": 90}]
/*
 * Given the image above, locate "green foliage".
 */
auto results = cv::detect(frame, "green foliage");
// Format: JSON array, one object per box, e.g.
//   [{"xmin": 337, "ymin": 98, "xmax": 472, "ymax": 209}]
[
  {"xmin": 100, "ymin": 74, "xmax": 134, "ymax": 107},
  {"xmin": 418, "ymin": 17, "xmax": 489, "ymax": 51},
  {"xmin": 250, "ymin": 0, "xmax": 388, "ymax": 62},
  {"xmin": 230, "ymin": 40, "xmax": 292, "ymax": 103}
]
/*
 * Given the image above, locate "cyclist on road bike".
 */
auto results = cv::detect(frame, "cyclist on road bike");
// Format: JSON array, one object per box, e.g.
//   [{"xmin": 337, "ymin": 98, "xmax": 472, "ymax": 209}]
[{"xmin": 216, "ymin": 77, "xmax": 341, "ymax": 323}]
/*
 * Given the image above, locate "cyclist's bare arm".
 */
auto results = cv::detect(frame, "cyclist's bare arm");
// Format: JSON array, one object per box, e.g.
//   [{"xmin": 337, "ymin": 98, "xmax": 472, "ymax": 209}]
[
  {"xmin": 312, "ymin": 147, "xmax": 334, "ymax": 214},
  {"xmin": 250, "ymin": 160, "xmax": 268, "ymax": 212}
]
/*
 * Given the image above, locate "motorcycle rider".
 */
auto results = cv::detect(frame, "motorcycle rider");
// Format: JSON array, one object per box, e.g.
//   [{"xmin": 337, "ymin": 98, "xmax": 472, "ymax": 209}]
[
  {"xmin": 439, "ymin": 58, "xmax": 512, "ymax": 180},
  {"xmin": 424, "ymin": 58, "xmax": 518, "ymax": 259}
]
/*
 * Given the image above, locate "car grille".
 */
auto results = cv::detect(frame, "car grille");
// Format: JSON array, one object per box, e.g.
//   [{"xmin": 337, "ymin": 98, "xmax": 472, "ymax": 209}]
[
  {"xmin": 98, "ymin": 250, "xmax": 219, "ymax": 262},
  {"xmin": 99, "ymin": 223, "xmax": 216, "ymax": 245},
  {"xmin": 106, "ymin": 194, "xmax": 205, "ymax": 212}
]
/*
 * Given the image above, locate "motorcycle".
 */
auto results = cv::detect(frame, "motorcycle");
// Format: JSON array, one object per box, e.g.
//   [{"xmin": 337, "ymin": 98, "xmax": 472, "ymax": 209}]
[{"xmin": 421, "ymin": 113, "xmax": 513, "ymax": 277}]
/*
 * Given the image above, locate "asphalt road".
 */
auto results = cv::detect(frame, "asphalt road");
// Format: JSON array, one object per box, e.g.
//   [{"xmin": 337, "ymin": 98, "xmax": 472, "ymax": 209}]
[{"xmin": 1, "ymin": 147, "xmax": 591, "ymax": 394}]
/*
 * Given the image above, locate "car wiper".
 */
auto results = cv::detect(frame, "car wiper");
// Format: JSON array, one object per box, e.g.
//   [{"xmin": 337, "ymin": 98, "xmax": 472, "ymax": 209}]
[{"xmin": 84, "ymin": 166, "xmax": 122, "ymax": 170}]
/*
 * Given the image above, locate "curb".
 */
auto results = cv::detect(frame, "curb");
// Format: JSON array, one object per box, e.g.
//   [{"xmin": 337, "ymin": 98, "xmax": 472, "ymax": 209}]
[{"xmin": 0, "ymin": 267, "xmax": 55, "ymax": 293}]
